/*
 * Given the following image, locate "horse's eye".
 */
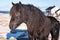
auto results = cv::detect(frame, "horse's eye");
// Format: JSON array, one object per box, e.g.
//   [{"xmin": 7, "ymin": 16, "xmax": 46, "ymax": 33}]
[
  {"xmin": 15, "ymin": 16, "xmax": 19, "ymax": 19},
  {"xmin": 20, "ymin": 11, "xmax": 22, "ymax": 13},
  {"xmin": 11, "ymin": 17, "xmax": 15, "ymax": 21}
]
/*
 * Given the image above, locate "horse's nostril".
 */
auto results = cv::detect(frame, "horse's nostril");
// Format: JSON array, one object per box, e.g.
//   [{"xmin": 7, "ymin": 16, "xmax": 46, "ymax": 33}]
[
  {"xmin": 9, "ymin": 24, "xmax": 13, "ymax": 30},
  {"xmin": 9, "ymin": 24, "xmax": 16, "ymax": 30},
  {"xmin": 10, "ymin": 27, "xmax": 13, "ymax": 30},
  {"xmin": 9, "ymin": 26, "xmax": 12, "ymax": 30}
]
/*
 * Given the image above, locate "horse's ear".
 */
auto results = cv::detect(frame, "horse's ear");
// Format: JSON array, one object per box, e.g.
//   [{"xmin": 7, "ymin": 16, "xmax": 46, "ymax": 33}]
[
  {"xmin": 12, "ymin": 2, "xmax": 15, "ymax": 5},
  {"xmin": 19, "ymin": 1, "xmax": 21, "ymax": 4}
]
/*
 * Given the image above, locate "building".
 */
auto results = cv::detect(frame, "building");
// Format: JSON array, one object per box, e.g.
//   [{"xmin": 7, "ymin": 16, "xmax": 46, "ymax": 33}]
[
  {"xmin": 46, "ymin": 6, "xmax": 60, "ymax": 22},
  {"xmin": 46, "ymin": 6, "xmax": 55, "ymax": 14}
]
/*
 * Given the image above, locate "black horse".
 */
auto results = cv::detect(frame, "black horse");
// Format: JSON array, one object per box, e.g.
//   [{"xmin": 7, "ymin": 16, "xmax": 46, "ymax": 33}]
[
  {"xmin": 9, "ymin": 2, "xmax": 59, "ymax": 40},
  {"xmin": 47, "ymin": 16, "xmax": 60, "ymax": 40}
]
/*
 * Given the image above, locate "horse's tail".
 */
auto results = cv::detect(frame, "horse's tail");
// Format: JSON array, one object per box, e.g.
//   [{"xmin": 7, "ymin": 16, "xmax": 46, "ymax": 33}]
[
  {"xmin": 58, "ymin": 22, "xmax": 60, "ymax": 29},
  {"xmin": 56, "ymin": 21, "xmax": 60, "ymax": 30}
]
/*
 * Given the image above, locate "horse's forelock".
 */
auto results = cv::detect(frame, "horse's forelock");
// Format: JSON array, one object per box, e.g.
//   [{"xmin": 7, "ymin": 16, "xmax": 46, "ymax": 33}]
[{"xmin": 10, "ymin": 3, "xmax": 20, "ymax": 16}]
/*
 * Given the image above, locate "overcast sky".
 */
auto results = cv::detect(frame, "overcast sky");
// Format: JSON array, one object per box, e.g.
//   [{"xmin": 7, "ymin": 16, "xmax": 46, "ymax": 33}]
[{"xmin": 0, "ymin": 0, "xmax": 60, "ymax": 11}]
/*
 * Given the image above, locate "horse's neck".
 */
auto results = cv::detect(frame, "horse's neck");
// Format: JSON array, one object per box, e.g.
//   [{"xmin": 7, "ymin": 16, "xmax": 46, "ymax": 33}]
[
  {"xmin": 25, "ymin": 12, "xmax": 46, "ymax": 25},
  {"xmin": 24, "ymin": 6, "xmax": 46, "ymax": 25}
]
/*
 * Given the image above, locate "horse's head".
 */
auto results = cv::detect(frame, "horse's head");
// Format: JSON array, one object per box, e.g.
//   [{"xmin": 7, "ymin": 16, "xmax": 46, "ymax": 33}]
[
  {"xmin": 9, "ymin": 1, "xmax": 45, "ymax": 30},
  {"xmin": 9, "ymin": 2, "xmax": 26, "ymax": 30}
]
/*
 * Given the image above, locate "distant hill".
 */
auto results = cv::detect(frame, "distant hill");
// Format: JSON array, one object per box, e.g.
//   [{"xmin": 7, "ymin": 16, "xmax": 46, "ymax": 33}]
[{"xmin": 0, "ymin": 11, "xmax": 10, "ymax": 14}]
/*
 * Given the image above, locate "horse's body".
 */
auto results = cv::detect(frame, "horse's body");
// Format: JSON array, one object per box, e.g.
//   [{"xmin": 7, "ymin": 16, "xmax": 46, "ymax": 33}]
[
  {"xmin": 47, "ymin": 16, "xmax": 60, "ymax": 40},
  {"xmin": 9, "ymin": 2, "xmax": 59, "ymax": 40}
]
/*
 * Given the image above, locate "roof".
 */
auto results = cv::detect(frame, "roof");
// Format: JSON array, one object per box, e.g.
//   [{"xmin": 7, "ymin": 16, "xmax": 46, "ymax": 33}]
[{"xmin": 46, "ymin": 6, "xmax": 55, "ymax": 10}]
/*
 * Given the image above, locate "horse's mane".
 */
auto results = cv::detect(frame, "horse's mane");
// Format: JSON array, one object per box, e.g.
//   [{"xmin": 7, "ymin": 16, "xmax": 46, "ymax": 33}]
[
  {"xmin": 25, "ymin": 4, "xmax": 44, "ymax": 15},
  {"xmin": 23, "ymin": 4, "xmax": 46, "ymax": 23}
]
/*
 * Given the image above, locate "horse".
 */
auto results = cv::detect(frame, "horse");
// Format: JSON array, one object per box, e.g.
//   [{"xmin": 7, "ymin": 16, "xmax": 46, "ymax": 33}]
[
  {"xmin": 9, "ymin": 2, "xmax": 58, "ymax": 40},
  {"xmin": 47, "ymin": 16, "xmax": 60, "ymax": 40}
]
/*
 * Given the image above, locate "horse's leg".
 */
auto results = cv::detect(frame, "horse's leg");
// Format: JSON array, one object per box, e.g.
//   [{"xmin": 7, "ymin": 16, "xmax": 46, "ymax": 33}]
[
  {"xmin": 39, "ymin": 36, "xmax": 48, "ymax": 40},
  {"xmin": 28, "ymin": 33, "xmax": 33, "ymax": 40},
  {"xmin": 28, "ymin": 31, "xmax": 35, "ymax": 40},
  {"xmin": 39, "ymin": 33, "xmax": 48, "ymax": 40},
  {"xmin": 50, "ymin": 28, "xmax": 59, "ymax": 40}
]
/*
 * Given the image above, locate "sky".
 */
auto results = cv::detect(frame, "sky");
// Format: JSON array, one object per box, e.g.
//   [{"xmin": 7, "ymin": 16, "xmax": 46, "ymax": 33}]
[{"xmin": 0, "ymin": 0, "xmax": 60, "ymax": 11}]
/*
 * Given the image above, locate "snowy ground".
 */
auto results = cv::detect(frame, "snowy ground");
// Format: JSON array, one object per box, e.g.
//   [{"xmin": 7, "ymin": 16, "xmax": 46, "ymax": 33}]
[{"xmin": 0, "ymin": 13, "xmax": 60, "ymax": 40}]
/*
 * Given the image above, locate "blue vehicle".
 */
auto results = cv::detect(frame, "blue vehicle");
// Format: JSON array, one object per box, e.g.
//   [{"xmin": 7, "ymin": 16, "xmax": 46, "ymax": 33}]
[{"xmin": 7, "ymin": 29, "xmax": 29, "ymax": 40}]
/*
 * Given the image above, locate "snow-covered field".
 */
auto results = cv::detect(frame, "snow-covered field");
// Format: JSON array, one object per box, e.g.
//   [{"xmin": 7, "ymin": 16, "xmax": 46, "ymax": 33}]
[{"xmin": 0, "ymin": 13, "xmax": 60, "ymax": 40}]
